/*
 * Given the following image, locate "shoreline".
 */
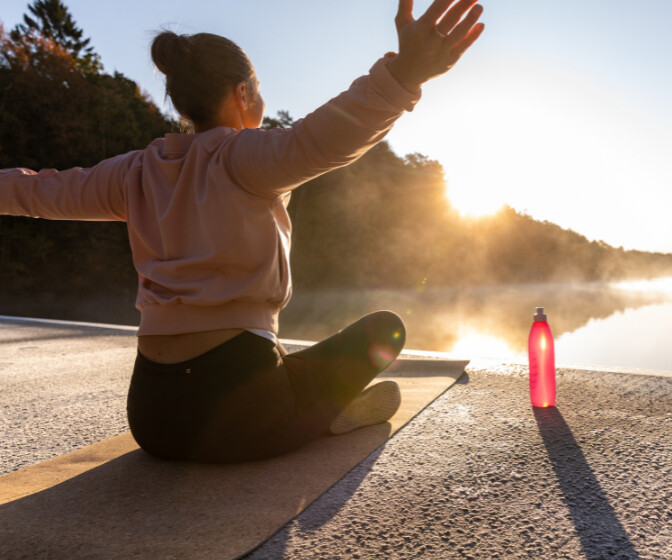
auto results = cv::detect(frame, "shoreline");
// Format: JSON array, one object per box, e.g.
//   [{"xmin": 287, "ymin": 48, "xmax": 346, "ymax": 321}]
[{"xmin": 3, "ymin": 313, "xmax": 672, "ymax": 379}]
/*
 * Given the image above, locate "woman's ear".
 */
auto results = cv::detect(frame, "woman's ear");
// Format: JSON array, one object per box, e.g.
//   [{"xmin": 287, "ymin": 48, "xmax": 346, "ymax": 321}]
[{"xmin": 234, "ymin": 82, "xmax": 248, "ymax": 111}]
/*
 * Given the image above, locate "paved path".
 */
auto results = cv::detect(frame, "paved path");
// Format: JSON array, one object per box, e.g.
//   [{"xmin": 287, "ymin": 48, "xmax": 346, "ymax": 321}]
[{"xmin": 2, "ymin": 316, "xmax": 671, "ymax": 559}]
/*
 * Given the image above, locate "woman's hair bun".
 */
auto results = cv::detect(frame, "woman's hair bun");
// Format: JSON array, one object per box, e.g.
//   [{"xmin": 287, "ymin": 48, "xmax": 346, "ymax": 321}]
[
  {"xmin": 150, "ymin": 31, "xmax": 254, "ymax": 126},
  {"xmin": 151, "ymin": 31, "xmax": 189, "ymax": 76}
]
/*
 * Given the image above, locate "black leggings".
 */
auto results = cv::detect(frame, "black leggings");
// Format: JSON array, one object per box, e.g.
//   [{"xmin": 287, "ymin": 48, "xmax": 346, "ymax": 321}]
[{"xmin": 127, "ymin": 311, "xmax": 406, "ymax": 463}]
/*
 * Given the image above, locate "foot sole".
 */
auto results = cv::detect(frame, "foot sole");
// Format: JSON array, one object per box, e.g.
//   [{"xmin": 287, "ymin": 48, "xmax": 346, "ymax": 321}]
[{"xmin": 328, "ymin": 380, "xmax": 402, "ymax": 435}]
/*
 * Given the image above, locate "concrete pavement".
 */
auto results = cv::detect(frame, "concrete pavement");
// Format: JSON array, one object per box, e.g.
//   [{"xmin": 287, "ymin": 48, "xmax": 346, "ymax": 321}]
[{"xmin": 2, "ymin": 316, "xmax": 671, "ymax": 559}]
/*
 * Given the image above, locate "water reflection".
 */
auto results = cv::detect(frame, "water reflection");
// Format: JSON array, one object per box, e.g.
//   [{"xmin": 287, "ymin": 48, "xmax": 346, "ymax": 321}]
[
  {"xmin": 556, "ymin": 302, "xmax": 672, "ymax": 371},
  {"xmin": 281, "ymin": 279, "xmax": 672, "ymax": 370},
  {"xmin": 3, "ymin": 279, "xmax": 670, "ymax": 371}
]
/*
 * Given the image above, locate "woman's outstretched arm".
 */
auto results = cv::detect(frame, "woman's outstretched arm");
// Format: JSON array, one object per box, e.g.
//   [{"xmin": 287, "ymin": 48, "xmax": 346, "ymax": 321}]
[
  {"xmin": 228, "ymin": 0, "xmax": 484, "ymax": 198},
  {"xmin": 0, "ymin": 151, "xmax": 135, "ymax": 221}
]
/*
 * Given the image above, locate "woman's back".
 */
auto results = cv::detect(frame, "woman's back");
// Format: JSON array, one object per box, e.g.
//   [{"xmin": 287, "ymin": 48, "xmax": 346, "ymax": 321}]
[{"xmin": 2, "ymin": 0, "xmax": 484, "ymax": 462}]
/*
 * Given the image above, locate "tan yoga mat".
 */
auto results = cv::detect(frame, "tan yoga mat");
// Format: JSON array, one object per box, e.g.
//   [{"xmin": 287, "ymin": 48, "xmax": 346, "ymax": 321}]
[{"xmin": 0, "ymin": 358, "xmax": 467, "ymax": 560}]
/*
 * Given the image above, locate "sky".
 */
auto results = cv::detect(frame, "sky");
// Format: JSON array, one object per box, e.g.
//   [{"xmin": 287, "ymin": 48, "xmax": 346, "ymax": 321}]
[{"xmin": 3, "ymin": 0, "xmax": 672, "ymax": 252}]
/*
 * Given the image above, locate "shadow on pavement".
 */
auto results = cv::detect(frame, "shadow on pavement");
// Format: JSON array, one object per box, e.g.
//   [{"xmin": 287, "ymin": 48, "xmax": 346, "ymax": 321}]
[{"xmin": 534, "ymin": 407, "xmax": 640, "ymax": 560}]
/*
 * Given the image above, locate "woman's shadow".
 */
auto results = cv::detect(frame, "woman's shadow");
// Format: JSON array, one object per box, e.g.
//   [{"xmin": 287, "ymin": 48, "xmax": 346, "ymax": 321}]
[{"xmin": 0, "ymin": 423, "xmax": 392, "ymax": 560}]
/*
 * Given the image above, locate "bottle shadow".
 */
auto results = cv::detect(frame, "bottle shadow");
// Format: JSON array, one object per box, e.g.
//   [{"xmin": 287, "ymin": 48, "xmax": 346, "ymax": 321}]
[{"xmin": 533, "ymin": 407, "xmax": 640, "ymax": 560}]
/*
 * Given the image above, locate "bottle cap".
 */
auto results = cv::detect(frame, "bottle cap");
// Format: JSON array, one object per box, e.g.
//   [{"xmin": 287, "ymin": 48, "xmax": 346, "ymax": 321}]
[{"xmin": 534, "ymin": 307, "xmax": 547, "ymax": 321}]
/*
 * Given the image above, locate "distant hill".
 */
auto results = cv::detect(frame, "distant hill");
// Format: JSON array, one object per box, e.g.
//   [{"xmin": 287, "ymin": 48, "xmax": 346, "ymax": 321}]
[{"xmin": 287, "ymin": 140, "xmax": 672, "ymax": 290}]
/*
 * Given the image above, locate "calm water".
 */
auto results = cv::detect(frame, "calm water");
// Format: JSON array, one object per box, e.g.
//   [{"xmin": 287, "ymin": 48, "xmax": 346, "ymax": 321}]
[
  {"xmin": 281, "ymin": 278, "xmax": 672, "ymax": 372},
  {"xmin": 4, "ymin": 278, "xmax": 671, "ymax": 372}
]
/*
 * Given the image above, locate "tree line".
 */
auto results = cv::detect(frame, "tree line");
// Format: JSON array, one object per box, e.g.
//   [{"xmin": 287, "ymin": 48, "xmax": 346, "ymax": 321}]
[
  {"xmin": 1, "ymin": 1, "xmax": 175, "ymax": 303},
  {"xmin": 285, "ymin": 138, "xmax": 672, "ymax": 290},
  {"xmin": 1, "ymin": 1, "xmax": 671, "ymax": 322}
]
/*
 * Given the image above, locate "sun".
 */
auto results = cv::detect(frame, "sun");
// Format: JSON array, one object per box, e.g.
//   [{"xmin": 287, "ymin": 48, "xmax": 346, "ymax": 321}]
[{"xmin": 446, "ymin": 182, "xmax": 504, "ymax": 218}]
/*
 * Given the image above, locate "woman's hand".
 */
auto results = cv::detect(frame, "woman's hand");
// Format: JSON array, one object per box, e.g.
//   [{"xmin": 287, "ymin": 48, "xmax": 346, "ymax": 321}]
[{"xmin": 388, "ymin": 0, "xmax": 484, "ymax": 92}]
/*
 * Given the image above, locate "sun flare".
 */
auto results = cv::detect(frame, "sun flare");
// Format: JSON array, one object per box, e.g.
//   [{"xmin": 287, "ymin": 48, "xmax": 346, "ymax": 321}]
[
  {"xmin": 447, "ymin": 330, "xmax": 519, "ymax": 360},
  {"xmin": 446, "ymin": 183, "xmax": 504, "ymax": 218}
]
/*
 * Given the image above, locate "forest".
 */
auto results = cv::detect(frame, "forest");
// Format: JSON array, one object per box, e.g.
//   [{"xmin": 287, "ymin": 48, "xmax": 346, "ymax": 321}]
[{"xmin": 2, "ymin": 1, "xmax": 672, "ymax": 323}]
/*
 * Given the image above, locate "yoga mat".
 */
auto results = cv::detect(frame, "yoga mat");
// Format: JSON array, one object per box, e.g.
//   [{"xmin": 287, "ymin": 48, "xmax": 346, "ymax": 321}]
[{"xmin": 0, "ymin": 358, "xmax": 467, "ymax": 560}]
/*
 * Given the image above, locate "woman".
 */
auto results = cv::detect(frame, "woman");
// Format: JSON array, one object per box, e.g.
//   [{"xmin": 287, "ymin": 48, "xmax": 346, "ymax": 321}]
[{"xmin": 0, "ymin": 0, "xmax": 484, "ymax": 462}]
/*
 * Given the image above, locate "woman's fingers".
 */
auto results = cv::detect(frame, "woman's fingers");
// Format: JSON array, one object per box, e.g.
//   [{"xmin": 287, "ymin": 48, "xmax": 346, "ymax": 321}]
[
  {"xmin": 436, "ymin": 0, "xmax": 481, "ymax": 36},
  {"xmin": 419, "ymin": 0, "xmax": 457, "ymax": 28},
  {"xmin": 395, "ymin": 0, "xmax": 415, "ymax": 29},
  {"xmin": 390, "ymin": 0, "xmax": 484, "ymax": 89},
  {"xmin": 450, "ymin": 21, "xmax": 485, "ymax": 60},
  {"xmin": 442, "ymin": 3, "xmax": 484, "ymax": 49}
]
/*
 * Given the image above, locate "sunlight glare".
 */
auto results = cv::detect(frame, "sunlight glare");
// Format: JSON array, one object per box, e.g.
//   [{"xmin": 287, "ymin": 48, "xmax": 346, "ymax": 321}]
[
  {"xmin": 448, "ymin": 330, "xmax": 519, "ymax": 360},
  {"xmin": 615, "ymin": 277, "xmax": 672, "ymax": 293},
  {"xmin": 389, "ymin": 54, "xmax": 672, "ymax": 251},
  {"xmin": 447, "ymin": 183, "xmax": 505, "ymax": 218}
]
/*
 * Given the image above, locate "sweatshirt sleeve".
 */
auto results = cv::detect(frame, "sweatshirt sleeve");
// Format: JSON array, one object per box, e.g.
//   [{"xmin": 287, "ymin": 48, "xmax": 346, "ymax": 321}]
[
  {"xmin": 0, "ymin": 151, "xmax": 136, "ymax": 221},
  {"xmin": 227, "ymin": 55, "xmax": 421, "ymax": 198}
]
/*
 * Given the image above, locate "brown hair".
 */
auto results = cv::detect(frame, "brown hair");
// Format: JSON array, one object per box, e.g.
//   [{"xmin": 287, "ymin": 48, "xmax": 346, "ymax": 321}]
[{"xmin": 151, "ymin": 31, "xmax": 254, "ymax": 126}]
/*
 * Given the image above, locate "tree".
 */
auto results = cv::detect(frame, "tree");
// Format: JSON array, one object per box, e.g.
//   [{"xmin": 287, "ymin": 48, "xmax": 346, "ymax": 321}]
[
  {"xmin": 262, "ymin": 110, "xmax": 294, "ymax": 130},
  {"xmin": 0, "ymin": 22, "xmax": 90, "ymax": 169},
  {"xmin": 0, "ymin": 11, "xmax": 175, "ymax": 301},
  {"xmin": 11, "ymin": 0, "xmax": 101, "ymax": 73}
]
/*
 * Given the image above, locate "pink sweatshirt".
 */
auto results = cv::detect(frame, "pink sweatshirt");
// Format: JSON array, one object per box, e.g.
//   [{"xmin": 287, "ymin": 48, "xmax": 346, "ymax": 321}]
[{"xmin": 0, "ymin": 56, "xmax": 420, "ymax": 336}]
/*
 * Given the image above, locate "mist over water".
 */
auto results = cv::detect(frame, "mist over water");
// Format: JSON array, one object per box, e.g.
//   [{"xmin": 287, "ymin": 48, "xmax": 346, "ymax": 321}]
[
  {"xmin": 3, "ymin": 279, "xmax": 672, "ymax": 372},
  {"xmin": 281, "ymin": 279, "xmax": 672, "ymax": 372}
]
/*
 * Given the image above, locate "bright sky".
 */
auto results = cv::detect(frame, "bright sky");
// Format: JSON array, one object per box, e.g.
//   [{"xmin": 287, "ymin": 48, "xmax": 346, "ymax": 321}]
[{"xmin": 3, "ymin": 0, "xmax": 672, "ymax": 252}]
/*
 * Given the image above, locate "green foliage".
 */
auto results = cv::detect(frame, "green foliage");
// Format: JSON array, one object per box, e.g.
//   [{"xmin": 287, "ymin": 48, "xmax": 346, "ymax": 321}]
[
  {"xmin": 261, "ymin": 110, "xmax": 294, "ymax": 130},
  {"xmin": 0, "ymin": 20, "xmax": 174, "ymax": 169},
  {"xmin": 0, "ymin": 6, "xmax": 175, "ymax": 299},
  {"xmin": 282, "ymin": 129, "xmax": 672, "ymax": 290},
  {"xmin": 288, "ymin": 140, "xmax": 454, "ymax": 289},
  {"xmin": 11, "ymin": 0, "xmax": 101, "ymax": 74}
]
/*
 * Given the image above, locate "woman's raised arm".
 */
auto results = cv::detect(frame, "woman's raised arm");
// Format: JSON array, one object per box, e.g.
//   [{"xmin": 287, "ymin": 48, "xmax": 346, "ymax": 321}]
[
  {"xmin": 389, "ymin": 0, "xmax": 484, "ymax": 92},
  {"xmin": 227, "ymin": 0, "xmax": 484, "ymax": 199}
]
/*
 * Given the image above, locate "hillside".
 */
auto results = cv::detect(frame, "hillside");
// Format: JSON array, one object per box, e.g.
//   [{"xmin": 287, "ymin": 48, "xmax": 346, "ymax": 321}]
[{"xmin": 286, "ymin": 140, "xmax": 672, "ymax": 291}]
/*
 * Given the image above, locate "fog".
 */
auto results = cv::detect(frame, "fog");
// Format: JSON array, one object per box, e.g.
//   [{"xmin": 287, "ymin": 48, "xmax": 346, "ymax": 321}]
[
  {"xmin": 3, "ymin": 280, "xmax": 671, "ymax": 367},
  {"xmin": 281, "ymin": 281, "xmax": 672, "ymax": 356}
]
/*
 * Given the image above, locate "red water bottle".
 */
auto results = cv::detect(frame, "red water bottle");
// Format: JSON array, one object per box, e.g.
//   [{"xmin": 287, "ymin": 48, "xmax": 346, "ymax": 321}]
[{"xmin": 528, "ymin": 307, "xmax": 556, "ymax": 407}]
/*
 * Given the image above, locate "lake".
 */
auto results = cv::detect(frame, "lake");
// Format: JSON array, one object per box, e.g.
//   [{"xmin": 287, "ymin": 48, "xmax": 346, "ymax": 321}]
[
  {"xmin": 3, "ymin": 278, "xmax": 672, "ymax": 372},
  {"xmin": 281, "ymin": 278, "xmax": 672, "ymax": 372}
]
